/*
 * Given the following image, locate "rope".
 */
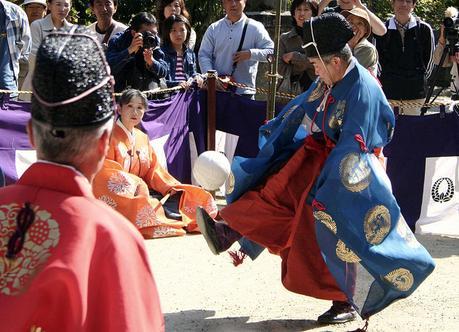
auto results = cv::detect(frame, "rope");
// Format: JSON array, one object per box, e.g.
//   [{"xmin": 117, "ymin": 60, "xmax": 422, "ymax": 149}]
[
  {"xmin": 0, "ymin": 85, "xmax": 182, "ymax": 97},
  {"xmin": 1, "ymin": 81, "xmax": 454, "ymax": 108}
]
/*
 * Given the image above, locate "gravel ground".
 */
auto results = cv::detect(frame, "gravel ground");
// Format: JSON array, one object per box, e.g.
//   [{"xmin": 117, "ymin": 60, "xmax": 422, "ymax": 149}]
[{"xmin": 145, "ymin": 233, "xmax": 459, "ymax": 332}]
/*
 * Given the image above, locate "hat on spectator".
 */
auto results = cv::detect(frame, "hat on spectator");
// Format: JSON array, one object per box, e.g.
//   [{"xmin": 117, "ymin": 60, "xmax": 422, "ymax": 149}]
[
  {"xmin": 302, "ymin": 12, "xmax": 354, "ymax": 58},
  {"xmin": 31, "ymin": 28, "xmax": 115, "ymax": 128},
  {"xmin": 341, "ymin": 7, "xmax": 372, "ymax": 39},
  {"xmin": 22, "ymin": 0, "xmax": 47, "ymax": 7}
]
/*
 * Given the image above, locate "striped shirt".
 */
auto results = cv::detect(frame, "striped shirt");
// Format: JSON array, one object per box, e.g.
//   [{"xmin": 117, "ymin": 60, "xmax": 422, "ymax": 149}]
[{"xmin": 174, "ymin": 55, "xmax": 186, "ymax": 82}]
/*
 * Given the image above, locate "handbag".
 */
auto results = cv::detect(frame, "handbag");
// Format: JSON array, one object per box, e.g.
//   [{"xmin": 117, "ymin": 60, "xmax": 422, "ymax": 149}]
[{"xmin": 277, "ymin": 65, "xmax": 303, "ymax": 98}]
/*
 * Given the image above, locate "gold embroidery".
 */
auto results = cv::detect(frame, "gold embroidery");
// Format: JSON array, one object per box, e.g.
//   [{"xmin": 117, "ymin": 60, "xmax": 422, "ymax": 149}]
[
  {"xmin": 308, "ymin": 81, "xmax": 326, "ymax": 102},
  {"xmin": 336, "ymin": 240, "xmax": 361, "ymax": 263},
  {"xmin": 226, "ymin": 172, "xmax": 235, "ymax": 195},
  {"xmin": 0, "ymin": 204, "xmax": 60, "ymax": 296},
  {"xmin": 328, "ymin": 100, "xmax": 346, "ymax": 129},
  {"xmin": 339, "ymin": 153, "xmax": 371, "ymax": 192},
  {"xmin": 313, "ymin": 211, "xmax": 337, "ymax": 234},
  {"xmin": 364, "ymin": 205, "xmax": 391, "ymax": 245},
  {"xmin": 282, "ymin": 104, "xmax": 299, "ymax": 119},
  {"xmin": 383, "ymin": 268, "xmax": 414, "ymax": 292}
]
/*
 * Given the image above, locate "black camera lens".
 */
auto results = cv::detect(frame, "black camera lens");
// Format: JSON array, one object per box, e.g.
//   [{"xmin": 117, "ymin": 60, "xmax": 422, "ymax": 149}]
[
  {"xmin": 141, "ymin": 31, "xmax": 158, "ymax": 49},
  {"xmin": 443, "ymin": 17, "xmax": 454, "ymax": 28}
]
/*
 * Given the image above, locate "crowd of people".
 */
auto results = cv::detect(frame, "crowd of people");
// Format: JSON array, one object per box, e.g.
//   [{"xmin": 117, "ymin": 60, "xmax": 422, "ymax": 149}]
[
  {"xmin": 1, "ymin": 0, "xmax": 458, "ymax": 107},
  {"xmin": 0, "ymin": 0, "xmax": 457, "ymax": 330}
]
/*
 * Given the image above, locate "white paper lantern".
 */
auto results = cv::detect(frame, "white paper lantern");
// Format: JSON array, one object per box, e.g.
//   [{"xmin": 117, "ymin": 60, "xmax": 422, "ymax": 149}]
[{"xmin": 193, "ymin": 151, "xmax": 231, "ymax": 191}]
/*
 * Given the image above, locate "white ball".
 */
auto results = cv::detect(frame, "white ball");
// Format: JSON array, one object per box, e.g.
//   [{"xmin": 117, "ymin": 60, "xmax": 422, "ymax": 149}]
[{"xmin": 193, "ymin": 151, "xmax": 231, "ymax": 191}]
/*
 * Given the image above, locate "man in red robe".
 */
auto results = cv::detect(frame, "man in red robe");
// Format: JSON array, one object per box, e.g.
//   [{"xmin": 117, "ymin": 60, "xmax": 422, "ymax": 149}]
[{"xmin": 0, "ymin": 30, "xmax": 164, "ymax": 331}]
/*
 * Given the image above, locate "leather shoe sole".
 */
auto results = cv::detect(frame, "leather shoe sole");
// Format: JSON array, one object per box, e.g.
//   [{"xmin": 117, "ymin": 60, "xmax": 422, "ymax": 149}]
[{"xmin": 196, "ymin": 207, "xmax": 221, "ymax": 255}]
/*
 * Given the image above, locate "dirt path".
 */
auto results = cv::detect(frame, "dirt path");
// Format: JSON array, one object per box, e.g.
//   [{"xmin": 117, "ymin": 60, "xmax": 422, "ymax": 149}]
[{"xmin": 146, "ymin": 234, "xmax": 459, "ymax": 332}]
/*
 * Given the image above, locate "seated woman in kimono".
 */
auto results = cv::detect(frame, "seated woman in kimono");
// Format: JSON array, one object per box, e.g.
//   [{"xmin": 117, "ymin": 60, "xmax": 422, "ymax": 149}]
[{"xmin": 93, "ymin": 89, "xmax": 217, "ymax": 238}]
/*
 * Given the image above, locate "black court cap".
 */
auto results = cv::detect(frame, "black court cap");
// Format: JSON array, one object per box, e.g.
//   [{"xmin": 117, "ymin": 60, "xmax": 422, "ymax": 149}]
[
  {"xmin": 31, "ymin": 28, "xmax": 114, "ymax": 127},
  {"xmin": 303, "ymin": 12, "xmax": 354, "ymax": 58}
]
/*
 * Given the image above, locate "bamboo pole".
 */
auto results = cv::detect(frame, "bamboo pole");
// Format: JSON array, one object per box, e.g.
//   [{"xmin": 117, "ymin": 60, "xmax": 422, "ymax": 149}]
[
  {"xmin": 266, "ymin": 0, "xmax": 283, "ymax": 121},
  {"xmin": 206, "ymin": 70, "xmax": 217, "ymax": 150}
]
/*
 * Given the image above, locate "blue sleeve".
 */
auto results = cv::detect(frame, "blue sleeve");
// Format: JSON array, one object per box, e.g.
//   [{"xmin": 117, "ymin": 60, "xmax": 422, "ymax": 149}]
[
  {"xmin": 106, "ymin": 33, "xmax": 133, "ymax": 75},
  {"xmin": 147, "ymin": 48, "xmax": 168, "ymax": 79}
]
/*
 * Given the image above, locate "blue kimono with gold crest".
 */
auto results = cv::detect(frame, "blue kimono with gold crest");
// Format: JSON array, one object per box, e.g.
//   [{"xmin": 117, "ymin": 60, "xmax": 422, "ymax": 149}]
[{"xmin": 226, "ymin": 59, "xmax": 435, "ymax": 318}]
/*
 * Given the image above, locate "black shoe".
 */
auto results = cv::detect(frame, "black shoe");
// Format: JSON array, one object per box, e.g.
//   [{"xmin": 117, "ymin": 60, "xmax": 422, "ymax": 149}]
[
  {"xmin": 317, "ymin": 301, "xmax": 357, "ymax": 324},
  {"xmin": 196, "ymin": 207, "xmax": 223, "ymax": 255}
]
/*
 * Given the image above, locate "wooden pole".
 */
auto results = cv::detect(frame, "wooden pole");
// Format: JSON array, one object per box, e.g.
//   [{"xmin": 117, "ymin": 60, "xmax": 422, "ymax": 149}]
[
  {"xmin": 206, "ymin": 70, "xmax": 217, "ymax": 150},
  {"xmin": 266, "ymin": 0, "xmax": 283, "ymax": 121}
]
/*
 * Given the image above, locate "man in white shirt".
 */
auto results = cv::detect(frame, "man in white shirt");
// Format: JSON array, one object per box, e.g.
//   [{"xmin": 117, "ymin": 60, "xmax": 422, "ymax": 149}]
[
  {"xmin": 198, "ymin": 0, "xmax": 273, "ymax": 98},
  {"xmin": 87, "ymin": 0, "xmax": 126, "ymax": 48}
]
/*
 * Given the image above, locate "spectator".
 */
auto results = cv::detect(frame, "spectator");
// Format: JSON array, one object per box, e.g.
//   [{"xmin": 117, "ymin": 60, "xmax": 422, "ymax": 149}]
[
  {"xmin": 0, "ymin": 31, "xmax": 164, "ymax": 331},
  {"xmin": 342, "ymin": 7, "xmax": 378, "ymax": 76},
  {"xmin": 87, "ymin": 0, "xmax": 127, "ymax": 49},
  {"xmin": 431, "ymin": 7, "xmax": 459, "ymax": 95},
  {"xmin": 157, "ymin": 0, "xmax": 196, "ymax": 50},
  {"xmin": 161, "ymin": 14, "xmax": 202, "ymax": 89},
  {"xmin": 0, "ymin": 0, "xmax": 31, "ymax": 101},
  {"xmin": 18, "ymin": 0, "xmax": 46, "ymax": 89},
  {"xmin": 278, "ymin": 0, "xmax": 318, "ymax": 98},
  {"xmin": 106, "ymin": 12, "xmax": 168, "ymax": 93},
  {"xmin": 198, "ymin": 0, "xmax": 274, "ymax": 99},
  {"xmin": 375, "ymin": 0, "xmax": 434, "ymax": 115},
  {"xmin": 319, "ymin": 0, "xmax": 387, "ymax": 36},
  {"xmin": 21, "ymin": 0, "xmax": 73, "ymax": 100},
  {"xmin": 22, "ymin": 0, "xmax": 47, "ymax": 24}
]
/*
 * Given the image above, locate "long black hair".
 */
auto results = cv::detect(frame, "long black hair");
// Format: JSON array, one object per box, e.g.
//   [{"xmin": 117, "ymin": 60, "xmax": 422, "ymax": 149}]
[{"xmin": 161, "ymin": 14, "xmax": 191, "ymax": 49}]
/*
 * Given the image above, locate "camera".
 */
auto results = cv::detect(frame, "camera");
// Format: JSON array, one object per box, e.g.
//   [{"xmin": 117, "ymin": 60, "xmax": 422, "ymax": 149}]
[
  {"xmin": 141, "ymin": 31, "xmax": 159, "ymax": 49},
  {"xmin": 443, "ymin": 16, "xmax": 459, "ymax": 53}
]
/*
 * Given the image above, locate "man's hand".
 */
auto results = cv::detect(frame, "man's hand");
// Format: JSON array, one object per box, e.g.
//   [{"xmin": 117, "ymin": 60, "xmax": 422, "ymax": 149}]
[
  {"xmin": 348, "ymin": 29, "xmax": 366, "ymax": 49},
  {"xmin": 232, "ymin": 50, "xmax": 251, "ymax": 64},
  {"xmin": 143, "ymin": 48, "xmax": 154, "ymax": 67},
  {"xmin": 128, "ymin": 33, "xmax": 143, "ymax": 55},
  {"xmin": 282, "ymin": 52, "xmax": 295, "ymax": 64}
]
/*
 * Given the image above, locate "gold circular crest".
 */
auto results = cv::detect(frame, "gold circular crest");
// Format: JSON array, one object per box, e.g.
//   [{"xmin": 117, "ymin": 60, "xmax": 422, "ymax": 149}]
[
  {"xmin": 336, "ymin": 240, "xmax": 361, "ymax": 263},
  {"xmin": 0, "ymin": 204, "xmax": 60, "ymax": 296},
  {"xmin": 339, "ymin": 153, "xmax": 371, "ymax": 192},
  {"xmin": 328, "ymin": 101, "xmax": 346, "ymax": 129},
  {"xmin": 364, "ymin": 205, "xmax": 391, "ymax": 245},
  {"xmin": 225, "ymin": 172, "xmax": 235, "ymax": 195},
  {"xmin": 383, "ymin": 268, "xmax": 414, "ymax": 292},
  {"xmin": 313, "ymin": 210, "xmax": 337, "ymax": 234}
]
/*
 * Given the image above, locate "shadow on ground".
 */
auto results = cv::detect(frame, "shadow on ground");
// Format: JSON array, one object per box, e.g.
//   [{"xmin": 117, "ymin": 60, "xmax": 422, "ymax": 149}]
[
  {"xmin": 417, "ymin": 234, "xmax": 459, "ymax": 258},
  {"xmin": 165, "ymin": 310, "xmax": 321, "ymax": 332}
]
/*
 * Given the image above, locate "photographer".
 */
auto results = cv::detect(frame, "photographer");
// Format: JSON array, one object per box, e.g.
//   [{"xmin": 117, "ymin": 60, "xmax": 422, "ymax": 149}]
[
  {"xmin": 107, "ymin": 12, "xmax": 168, "ymax": 93},
  {"xmin": 432, "ymin": 7, "xmax": 459, "ymax": 95}
]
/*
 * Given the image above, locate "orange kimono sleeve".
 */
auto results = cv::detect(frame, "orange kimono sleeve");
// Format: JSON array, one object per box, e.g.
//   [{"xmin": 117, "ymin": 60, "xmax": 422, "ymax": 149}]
[{"xmin": 144, "ymin": 143, "xmax": 181, "ymax": 195}]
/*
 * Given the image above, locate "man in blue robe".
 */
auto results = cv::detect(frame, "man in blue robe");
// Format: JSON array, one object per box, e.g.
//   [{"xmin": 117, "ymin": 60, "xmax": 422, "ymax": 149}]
[{"xmin": 197, "ymin": 13, "xmax": 435, "ymax": 327}]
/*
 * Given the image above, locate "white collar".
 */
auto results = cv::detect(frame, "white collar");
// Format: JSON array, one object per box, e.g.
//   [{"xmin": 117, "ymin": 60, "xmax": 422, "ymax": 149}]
[
  {"xmin": 224, "ymin": 13, "xmax": 247, "ymax": 25},
  {"xmin": 116, "ymin": 118, "xmax": 136, "ymax": 145},
  {"xmin": 388, "ymin": 15, "xmax": 417, "ymax": 30}
]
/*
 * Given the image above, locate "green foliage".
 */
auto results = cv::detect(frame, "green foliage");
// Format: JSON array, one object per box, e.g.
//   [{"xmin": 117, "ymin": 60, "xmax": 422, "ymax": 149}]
[
  {"xmin": 368, "ymin": 0, "xmax": 458, "ymax": 28},
  {"xmin": 57, "ymin": 0, "xmax": 459, "ymax": 36}
]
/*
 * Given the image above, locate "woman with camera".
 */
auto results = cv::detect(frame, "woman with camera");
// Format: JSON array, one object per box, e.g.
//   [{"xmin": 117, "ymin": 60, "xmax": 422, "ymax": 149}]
[{"xmin": 106, "ymin": 12, "xmax": 169, "ymax": 93}]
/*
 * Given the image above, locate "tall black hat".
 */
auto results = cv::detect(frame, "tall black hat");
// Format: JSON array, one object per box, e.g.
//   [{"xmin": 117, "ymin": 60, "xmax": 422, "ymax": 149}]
[
  {"xmin": 302, "ymin": 13, "xmax": 354, "ymax": 58},
  {"xmin": 31, "ymin": 28, "xmax": 114, "ymax": 127}
]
